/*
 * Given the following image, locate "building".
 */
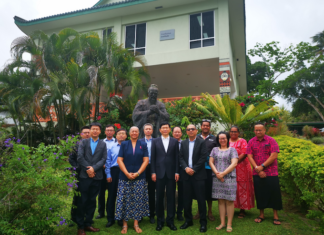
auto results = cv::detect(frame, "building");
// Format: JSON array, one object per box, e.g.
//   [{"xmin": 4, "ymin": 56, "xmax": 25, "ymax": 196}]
[{"xmin": 14, "ymin": 0, "xmax": 247, "ymax": 101}]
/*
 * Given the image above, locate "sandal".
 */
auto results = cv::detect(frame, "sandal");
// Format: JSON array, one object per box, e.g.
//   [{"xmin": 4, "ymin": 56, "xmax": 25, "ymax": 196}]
[
  {"xmin": 254, "ymin": 217, "xmax": 265, "ymax": 223},
  {"xmin": 216, "ymin": 224, "xmax": 226, "ymax": 230},
  {"xmin": 121, "ymin": 225, "xmax": 128, "ymax": 234},
  {"xmin": 238, "ymin": 212, "xmax": 246, "ymax": 219},
  {"xmin": 208, "ymin": 214, "xmax": 215, "ymax": 221},
  {"xmin": 226, "ymin": 226, "xmax": 233, "ymax": 233},
  {"xmin": 273, "ymin": 219, "xmax": 281, "ymax": 225},
  {"xmin": 134, "ymin": 225, "xmax": 142, "ymax": 234}
]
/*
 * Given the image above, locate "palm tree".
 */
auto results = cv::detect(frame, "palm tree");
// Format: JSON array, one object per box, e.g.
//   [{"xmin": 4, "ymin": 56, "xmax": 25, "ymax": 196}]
[{"xmin": 195, "ymin": 93, "xmax": 280, "ymax": 130}]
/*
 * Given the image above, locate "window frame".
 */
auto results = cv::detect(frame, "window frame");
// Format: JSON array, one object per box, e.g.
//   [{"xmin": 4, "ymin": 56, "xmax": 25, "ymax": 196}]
[
  {"xmin": 189, "ymin": 11, "xmax": 215, "ymax": 49},
  {"xmin": 102, "ymin": 28, "xmax": 113, "ymax": 40},
  {"xmin": 124, "ymin": 23, "xmax": 147, "ymax": 55}
]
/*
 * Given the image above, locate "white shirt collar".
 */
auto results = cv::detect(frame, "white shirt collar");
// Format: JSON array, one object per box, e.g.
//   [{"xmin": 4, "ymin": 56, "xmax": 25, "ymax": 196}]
[{"xmin": 162, "ymin": 136, "xmax": 170, "ymax": 140}]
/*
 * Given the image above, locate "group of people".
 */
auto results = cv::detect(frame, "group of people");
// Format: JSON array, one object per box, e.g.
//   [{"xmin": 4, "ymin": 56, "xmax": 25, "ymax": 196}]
[{"xmin": 69, "ymin": 119, "xmax": 282, "ymax": 235}]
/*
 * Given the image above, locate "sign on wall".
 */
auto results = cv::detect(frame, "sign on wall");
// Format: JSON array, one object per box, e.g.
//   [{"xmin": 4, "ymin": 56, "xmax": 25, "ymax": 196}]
[{"xmin": 160, "ymin": 29, "xmax": 175, "ymax": 41}]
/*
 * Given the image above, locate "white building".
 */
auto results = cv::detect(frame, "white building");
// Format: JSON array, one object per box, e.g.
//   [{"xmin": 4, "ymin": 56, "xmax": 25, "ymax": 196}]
[{"xmin": 15, "ymin": 0, "xmax": 247, "ymax": 100}]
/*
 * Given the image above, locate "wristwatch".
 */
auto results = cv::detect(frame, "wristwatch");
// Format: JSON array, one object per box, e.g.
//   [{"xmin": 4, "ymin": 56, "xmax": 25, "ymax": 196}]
[{"xmin": 261, "ymin": 163, "xmax": 266, "ymax": 169}]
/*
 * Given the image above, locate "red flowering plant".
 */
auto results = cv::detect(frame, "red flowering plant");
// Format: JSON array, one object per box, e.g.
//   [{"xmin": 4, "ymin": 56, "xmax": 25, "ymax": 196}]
[{"xmin": 235, "ymin": 93, "xmax": 277, "ymax": 112}]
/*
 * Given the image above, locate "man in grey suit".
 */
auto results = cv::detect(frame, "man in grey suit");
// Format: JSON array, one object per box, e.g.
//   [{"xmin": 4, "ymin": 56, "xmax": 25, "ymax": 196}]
[{"xmin": 76, "ymin": 123, "xmax": 107, "ymax": 235}]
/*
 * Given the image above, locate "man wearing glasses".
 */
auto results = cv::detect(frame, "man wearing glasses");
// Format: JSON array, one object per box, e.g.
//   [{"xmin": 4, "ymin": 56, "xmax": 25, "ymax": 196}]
[
  {"xmin": 193, "ymin": 119, "xmax": 218, "ymax": 221},
  {"xmin": 96, "ymin": 125, "xmax": 116, "ymax": 219},
  {"xmin": 179, "ymin": 124, "xmax": 208, "ymax": 233}
]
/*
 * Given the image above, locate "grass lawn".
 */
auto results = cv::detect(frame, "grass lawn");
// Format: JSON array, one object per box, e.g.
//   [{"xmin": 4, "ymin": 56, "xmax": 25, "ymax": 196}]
[{"xmin": 54, "ymin": 193, "xmax": 320, "ymax": 235}]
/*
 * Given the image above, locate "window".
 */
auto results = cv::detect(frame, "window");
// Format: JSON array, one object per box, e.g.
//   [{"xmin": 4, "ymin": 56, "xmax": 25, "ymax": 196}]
[
  {"xmin": 125, "ymin": 23, "xmax": 146, "ymax": 55},
  {"xmin": 103, "ymin": 28, "xmax": 112, "ymax": 40},
  {"xmin": 190, "ymin": 11, "xmax": 214, "ymax": 49}
]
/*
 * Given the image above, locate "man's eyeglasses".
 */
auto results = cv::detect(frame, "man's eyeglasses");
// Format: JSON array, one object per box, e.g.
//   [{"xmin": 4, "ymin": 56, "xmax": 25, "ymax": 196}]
[
  {"xmin": 187, "ymin": 128, "xmax": 196, "ymax": 131},
  {"xmin": 202, "ymin": 119, "xmax": 211, "ymax": 123}
]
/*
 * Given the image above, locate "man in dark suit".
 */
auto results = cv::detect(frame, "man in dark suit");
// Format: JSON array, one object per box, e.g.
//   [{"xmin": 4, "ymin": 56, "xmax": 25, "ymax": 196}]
[
  {"xmin": 139, "ymin": 123, "xmax": 156, "ymax": 224},
  {"xmin": 179, "ymin": 124, "xmax": 208, "ymax": 233},
  {"xmin": 76, "ymin": 123, "xmax": 107, "ymax": 235},
  {"xmin": 172, "ymin": 126, "xmax": 184, "ymax": 221},
  {"xmin": 68, "ymin": 126, "xmax": 90, "ymax": 227},
  {"xmin": 151, "ymin": 122, "xmax": 179, "ymax": 231}
]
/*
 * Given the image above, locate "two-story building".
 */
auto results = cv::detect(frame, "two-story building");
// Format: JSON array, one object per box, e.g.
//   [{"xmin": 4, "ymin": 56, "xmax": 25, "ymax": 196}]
[{"xmin": 14, "ymin": 0, "xmax": 247, "ymax": 101}]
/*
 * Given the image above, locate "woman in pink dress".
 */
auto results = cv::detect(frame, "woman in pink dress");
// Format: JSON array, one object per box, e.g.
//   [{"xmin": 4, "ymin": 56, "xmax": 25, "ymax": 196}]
[{"xmin": 229, "ymin": 126, "xmax": 255, "ymax": 218}]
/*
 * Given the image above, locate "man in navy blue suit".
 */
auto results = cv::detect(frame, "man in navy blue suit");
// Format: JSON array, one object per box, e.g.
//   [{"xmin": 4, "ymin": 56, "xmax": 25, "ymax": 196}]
[
  {"xmin": 151, "ymin": 122, "xmax": 179, "ymax": 231},
  {"xmin": 139, "ymin": 123, "xmax": 156, "ymax": 224}
]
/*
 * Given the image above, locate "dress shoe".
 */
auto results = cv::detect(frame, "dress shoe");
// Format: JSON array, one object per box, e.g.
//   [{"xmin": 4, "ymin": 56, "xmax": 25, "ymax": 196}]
[
  {"xmin": 167, "ymin": 223, "xmax": 177, "ymax": 231},
  {"xmin": 200, "ymin": 225, "xmax": 207, "ymax": 233},
  {"xmin": 156, "ymin": 224, "xmax": 163, "ymax": 231},
  {"xmin": 77, "ymin": 229, "xmax": 86, "ymax": 235},
  {"xmin": 106, "ymin": 221, "xmax": 115, "ymax": 228},
  {"xmin": 177, "ymin": 214, "xmax": 184, "ymax": 221},
  {"xmin": 180, "ymin": 221, "xmax": 193, "ymax": 229},
  {"xmin": 118, "ymin": 220, "xmax": 123, "ymax": 226},
  {"xmin": 150, "ymin": 217, "xmax": 155, "ymax": 224},
  {"xmin": 84, "ymin": 226, "xmax": 100, "ymax": 232},
  {"xmin": 95, "ymin": 214, "xmax": 104, "ymax": 219}
]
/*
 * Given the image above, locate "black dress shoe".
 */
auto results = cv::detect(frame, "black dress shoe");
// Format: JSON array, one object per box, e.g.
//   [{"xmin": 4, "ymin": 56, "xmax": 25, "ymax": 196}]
[
  {"xmin": 150, "ymin": 217, "xmax": 155, "ymax": 224},
  {"xmin": 106, "ymin": 221, "xmax": 115, "ymax": 227},
  {"xmin": 177, "ymin": 214, "xmax": 184, "ymax": 221},
  {"xmin": 117, "ymin": 220, "xmax": 123, "ymax": 226},
  {"xmin": 167, "ymin": 223, "xmax": 177, "ymax": 231},
  {"xmin": 180, "ymin": 221, "xmax": 193, "ymax": 229},
  {"xmin": 156, "ymin": 224, "xmax": 163, "ymax": 231},
  {"xmin": 95, "ymin": 214, "xmax": 104, "ymax": 219},
  {"xmin": 200, "ymin": 225, "xmax": 207, "ymax": 233}
]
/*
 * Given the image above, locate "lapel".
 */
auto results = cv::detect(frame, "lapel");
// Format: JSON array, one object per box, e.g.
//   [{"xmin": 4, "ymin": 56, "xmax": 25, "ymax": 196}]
[
  {"xmin": 135, "ymin": 140, "xmax": 141, "ymax": 155},
  {"xmin": 93, "ymin": 140, "xmax": 102, "ymax": 156},
  {"xmin": 159, "ymin": 137, "xmax": 170, "ymax": 154},
  {"xmin": 192, "ymin": 138, "xmax": 199, "ymax": 161},
  {"xmin": 87, "ymin": 139, "xmax": 93, "ymax": 157}
]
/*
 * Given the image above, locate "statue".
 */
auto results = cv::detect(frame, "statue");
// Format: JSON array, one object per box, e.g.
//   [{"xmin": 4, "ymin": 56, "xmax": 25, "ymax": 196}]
[{"xmin": 132, "ymin": 84, "xmax": 170, "ymax": 138}]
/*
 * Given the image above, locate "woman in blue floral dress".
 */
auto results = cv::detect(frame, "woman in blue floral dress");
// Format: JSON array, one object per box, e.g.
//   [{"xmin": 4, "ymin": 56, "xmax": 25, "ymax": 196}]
[
  {"xmin": 115, "ymin": 126, "xmax": 150, "ymax": 234},
  {"xmin": 209, "ymin": 131, "xmax": 238, "ymax": 233}
]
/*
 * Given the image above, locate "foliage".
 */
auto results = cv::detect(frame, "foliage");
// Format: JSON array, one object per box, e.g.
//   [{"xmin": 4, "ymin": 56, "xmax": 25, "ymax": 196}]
[
  {"xmin": 311, "ymin": 30, "xmax": 324, "ymax": 55},
  {"xmin": 274, "ymin": 135, "xmax": 324, "ymax": 233},
  {"xmin": 0, "ymin": 135, "xmax": 79, "ymax": 235},
  {"xmin": 246, "ymin": 55, "xmax": 267, "ymax": 93},
  {"xmin": 195, "ymin": 93, "xmax": 280, "ymax": 131},
  {"xmin": 164, "ymin": 97, "xmax": 218, "ymax": 138},
  {"xmin": 302, "ymin": 125, "xmax": 321, "ymax": 139},
  {"xmin": 0, "ymin": 28, "xmax": 149, "ymax": 145},
  {"xmin": 311, "ymin": 137, "xmax": 324, "ymax": 144},
  {"xmin": 248, "ymin": 41, "xmax": 316, "ymax": 97},
  {"xmin": 235, "ymin": 93, "xmax": 277, "ymax": 113}
]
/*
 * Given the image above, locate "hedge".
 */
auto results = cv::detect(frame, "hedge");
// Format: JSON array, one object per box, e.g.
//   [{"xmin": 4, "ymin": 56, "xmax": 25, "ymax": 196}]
[{"xmin": 275, "ymin": 135, "xmax": 324, "ymax": 232}]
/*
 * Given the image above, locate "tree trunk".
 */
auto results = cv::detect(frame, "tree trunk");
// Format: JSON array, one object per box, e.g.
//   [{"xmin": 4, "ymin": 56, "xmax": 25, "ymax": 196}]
[{"xmin": 301, "ymin": 97, "xmax": 324, "ymax": 121}]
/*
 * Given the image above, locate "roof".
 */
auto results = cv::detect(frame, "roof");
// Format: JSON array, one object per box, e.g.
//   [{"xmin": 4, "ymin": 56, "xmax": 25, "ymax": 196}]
[{"xmin": 14, "ymin": 0, "xmax": 144, "ymax": 26}]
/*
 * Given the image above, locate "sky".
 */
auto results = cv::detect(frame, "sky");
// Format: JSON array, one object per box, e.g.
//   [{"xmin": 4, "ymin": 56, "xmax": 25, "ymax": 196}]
[{"xmin": 0, "ymin": 0, "xmax": 323, "ymax": 114}]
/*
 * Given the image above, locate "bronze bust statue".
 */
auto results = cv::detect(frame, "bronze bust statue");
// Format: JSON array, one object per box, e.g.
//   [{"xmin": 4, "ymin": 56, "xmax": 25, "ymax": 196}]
[{"xmin": 132, "ymin": 84, "xmax": 170, "ymax": 138}]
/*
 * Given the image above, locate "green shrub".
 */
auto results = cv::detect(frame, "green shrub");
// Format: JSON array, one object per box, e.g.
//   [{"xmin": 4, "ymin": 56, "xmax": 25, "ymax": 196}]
[
  {"xmin": 311, "ymin": 137, "xmax": 324, "ymax": 144},
  {"xmin": 302, "ymin": 125, "xmax": 313, "ymax": 139},
  {"xmin": 0, "ymin": 136, "xmax": 78, "ymax": 235},
  {"xmin": 275, "ymin": 135, "xmax": 324, "ymax": 232}
]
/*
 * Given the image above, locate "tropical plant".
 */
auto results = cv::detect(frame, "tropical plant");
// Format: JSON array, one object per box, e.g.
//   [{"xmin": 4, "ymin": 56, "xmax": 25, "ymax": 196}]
[
  {"xmin": 195, "ymin": 93, "xmax": 280, "ymax": 130},
  {"xmin": 311, "ymin": 136, "xmax": 324, "ymax": 144}
]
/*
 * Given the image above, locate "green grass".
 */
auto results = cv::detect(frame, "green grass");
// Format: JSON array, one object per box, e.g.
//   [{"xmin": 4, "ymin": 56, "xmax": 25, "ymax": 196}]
[{"xmin": 55, "ymin": 194, "xmax": 320, "ymax": 235}]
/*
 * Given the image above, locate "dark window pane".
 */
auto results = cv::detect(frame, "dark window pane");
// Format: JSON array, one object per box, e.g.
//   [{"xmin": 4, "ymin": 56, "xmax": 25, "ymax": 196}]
[
  {"xmin": 136, "ymin": 23, "xmax": 146, "ymax": 48},
  {"xmin": 190, "ymin": 40, "xmax": 201, "ymax": 49},
  {"xmin": 128, "ymin": 49, "xmax": 135, "ymax": 55},
  {"xmin": 190, "ymin": 13, "xmax": 201, "ymax": 40},
  {"xmin": 136, "ymin": 48, "xmax": 145, "ymax": 55},
  {"xmin": 202, "ymin": 11, "xmax": 214, "ymax": 38},
  {"xmin": 103, "ymin": 28, "xmax": 112, "ymax": 40},
  {"xmin": 125, "ymin": 25, "xmax": 135, "ymax": 49},
  {"xmin": 203, "ymin": 38, "xmax": 214, "ymax": 47}
]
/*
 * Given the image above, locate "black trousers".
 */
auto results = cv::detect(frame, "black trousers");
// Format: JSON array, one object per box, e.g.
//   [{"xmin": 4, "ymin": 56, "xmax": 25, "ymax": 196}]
[
  {"xmin": 156, "ymin": 174, "xmax": 176, "ymax": 225},
  {"xmin": 183, "ymin": 177, "xmax": 207, "ymax": 226},
  {"xmin": 176, "ymin": 180, "xmax": 184, "ymax": 216},
  {"xmin": 146, "ymin": 165, "xmax": 156, "ymax": 218},
  {"xmin": 97, "ymin": 170, "xmax": 107, "ymax": 216},
  {"xmin": 106, "ymin": 167, "xmax": 120, "ymax": 222},
  {"xmin": 70, "ymin": 172, "xmax": 80, "ymax": 222},
  {"xmin": 75, "ymin": 178, "xmax": 101, "ymax": 229}
]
